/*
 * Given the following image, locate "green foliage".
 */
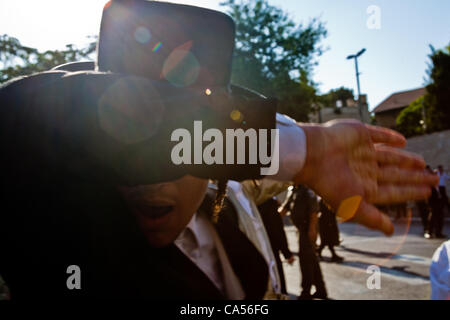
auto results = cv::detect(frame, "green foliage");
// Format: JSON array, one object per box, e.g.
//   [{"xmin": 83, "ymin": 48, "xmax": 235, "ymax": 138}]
[
  {"xmin": 274, "ymin": 71, "xmax": 319, "ymax": 122},
  {"xmin": 424, "ymin": 44, "xmax": 450, "ymax": 132},
  {"xmin": 0, "ymin": 34, "xmax": 96, "ymax": 83},
  {"xmin": 396, "ymin": 43, "xmax": 450, "ymax": 136},
  {"xmin": 221, "ymin": 0, "xmax": 327, "ymax": 122},
  {"xmin": 370, "ymin": 113, "xmax": 377, "ymax": 125},
  {"xmin": 396, "ymin": 96, "xmax": 426, "ymax": 137}
]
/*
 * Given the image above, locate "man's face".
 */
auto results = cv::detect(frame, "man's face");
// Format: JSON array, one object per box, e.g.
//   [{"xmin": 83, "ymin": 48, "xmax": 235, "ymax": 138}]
[{"xmin": 119, "ymin": 175, "xmax": 209, "ymax": 247}]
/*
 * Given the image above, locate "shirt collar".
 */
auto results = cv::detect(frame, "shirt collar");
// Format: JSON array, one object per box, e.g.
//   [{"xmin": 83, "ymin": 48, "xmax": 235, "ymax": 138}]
[{"xmin": 175, "ymin": 213, "xmax": 199, "ymax": 249}]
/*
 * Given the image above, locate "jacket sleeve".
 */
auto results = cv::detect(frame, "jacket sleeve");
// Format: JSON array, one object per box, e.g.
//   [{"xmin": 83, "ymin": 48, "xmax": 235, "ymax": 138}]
[{"xmin": 241, "ymin": 179, "xmax": 291, "ymax": 206}]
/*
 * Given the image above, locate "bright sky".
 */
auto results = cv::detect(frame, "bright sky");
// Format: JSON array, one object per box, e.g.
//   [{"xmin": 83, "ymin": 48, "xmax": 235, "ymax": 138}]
[{"xmin": 1, "ymin": 0, "xmax": 449, "ymax": 110}]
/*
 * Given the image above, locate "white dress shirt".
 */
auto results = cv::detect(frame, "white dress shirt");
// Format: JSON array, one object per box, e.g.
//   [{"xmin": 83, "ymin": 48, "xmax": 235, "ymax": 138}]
[
  {"xmin": 438, "ymin": 171, "xmax": 449, "ymax": 187},
  {"xmin": 174, "ymin": 212, "xmax": 245, "ymax": 299}
]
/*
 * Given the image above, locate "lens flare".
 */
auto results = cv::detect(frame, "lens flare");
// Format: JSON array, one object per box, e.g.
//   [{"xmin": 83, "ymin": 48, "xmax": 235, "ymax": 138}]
[
  {"xmin": 134, "ymin": 27, "xmax": 151, "ymax": 44},
  {"xmin": 103, "ymin": 0, "xmax": 112, "ymax": 10},
  {"xmin": 162, "ymin": 45, "xmax": 200, "ymax": 87},
  {"xmin": 98, "ymin": 76, "xmax": 165, "ymax": 144},
  {"xmin": 338, "ymin": 205, "xmax": 413, "ymax": 277},
  {"xmin": 152, "ymin": 42, "xmax": 162, "ymax": 52},
  {"xmin": 230, "ymin": 110, "xmax": 243, "ymax": 122},
  {"xmin": 337, "ymin": 196, "xmax": 362, "ymax": 222}
]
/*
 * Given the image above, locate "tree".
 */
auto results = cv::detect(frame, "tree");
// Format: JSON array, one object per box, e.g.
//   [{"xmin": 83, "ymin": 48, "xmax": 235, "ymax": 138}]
[
  {"xmin": 220, "ymin": 0, "xmax": 327, "ymax": 121},
  {"xmin": 0, "ymin": 34, "xmax": 96, "ymax": 84},
  {"xmin": 423, "ymin": 43, "xmax": 450, "ymax": 132},
  {"xmin": 276, "ymin": 70, "xmax": 319, "ymax": 122},
  {"xmin": 319, "ymin": 87, "xmax": 354, "ymax": 108},
  {"xmin": 396, "ymin": 43, "xmax": 450, "ymax": 137},
  {"xmin": 396, "ymin": 96, "xmax": 426, "ymax": 137}
]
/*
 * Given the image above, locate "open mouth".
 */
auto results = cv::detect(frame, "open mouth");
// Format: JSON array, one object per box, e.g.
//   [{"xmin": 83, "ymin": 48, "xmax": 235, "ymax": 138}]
[{"xmin": 137, "ymin": 204, "xmax": 175, "ymax": 220}]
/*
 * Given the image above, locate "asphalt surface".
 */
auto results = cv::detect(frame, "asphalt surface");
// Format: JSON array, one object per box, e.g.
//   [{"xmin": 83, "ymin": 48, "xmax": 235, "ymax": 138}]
[{"xmin": 282, "ymin": 219, "xmax": 450, "ymax": 300}]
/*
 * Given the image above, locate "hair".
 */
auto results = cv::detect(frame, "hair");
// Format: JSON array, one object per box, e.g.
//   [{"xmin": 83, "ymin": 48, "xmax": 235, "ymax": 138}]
[{"xmin": 211, "ymin": 179, "xmax": 228, "ymax": 223}]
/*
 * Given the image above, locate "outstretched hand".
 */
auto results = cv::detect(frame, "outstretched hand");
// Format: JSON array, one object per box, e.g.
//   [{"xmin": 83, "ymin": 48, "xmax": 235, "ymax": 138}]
[{"xmin": 294, "ymin": 119, "xmax": 438, "ymax": 235}]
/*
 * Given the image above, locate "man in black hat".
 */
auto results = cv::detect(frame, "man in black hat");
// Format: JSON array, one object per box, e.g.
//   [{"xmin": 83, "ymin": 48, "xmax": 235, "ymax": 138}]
[{"xmin": 0, "ymin": 0, "xmax": 439, "ymax": 300}]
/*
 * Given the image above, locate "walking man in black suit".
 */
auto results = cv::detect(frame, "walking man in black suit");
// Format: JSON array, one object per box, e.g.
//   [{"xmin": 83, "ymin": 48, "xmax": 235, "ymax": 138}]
[
  {"xmin": 281, "ymin": 185, "xmax": 327, "ymax": 299},
  {"xmin": 258, "ymin": 197, "xmax": 295, "ymax": 295}
]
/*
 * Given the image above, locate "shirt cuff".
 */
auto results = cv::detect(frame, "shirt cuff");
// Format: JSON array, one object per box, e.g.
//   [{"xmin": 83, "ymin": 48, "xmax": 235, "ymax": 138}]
[{"xmin": 271, "ymin": 113, "xmax": 307, "ymax": 182}]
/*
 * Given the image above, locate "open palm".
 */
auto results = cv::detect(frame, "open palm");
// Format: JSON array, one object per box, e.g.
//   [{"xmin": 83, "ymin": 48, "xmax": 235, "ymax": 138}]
[{"xmin": 295, "ymin": 120, "xmax": 438, "ymax": 235}]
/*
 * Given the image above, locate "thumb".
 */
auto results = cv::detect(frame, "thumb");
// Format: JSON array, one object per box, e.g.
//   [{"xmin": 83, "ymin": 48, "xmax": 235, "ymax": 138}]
[{"xmin": 354, "ymin": 201, "xmax": 395, "ymax": 236}]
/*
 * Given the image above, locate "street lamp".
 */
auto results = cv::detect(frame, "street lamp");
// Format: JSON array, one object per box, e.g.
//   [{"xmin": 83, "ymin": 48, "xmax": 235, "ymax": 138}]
[{"xmin": 347, "ymin": 48, "xmax": 366, "ymax": 120}]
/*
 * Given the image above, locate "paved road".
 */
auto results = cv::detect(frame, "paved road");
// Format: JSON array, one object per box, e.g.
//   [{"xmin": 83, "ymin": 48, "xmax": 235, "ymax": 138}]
[{"xmin": 282, "ymin": 220, "xmax": 449, "ymax": 300}]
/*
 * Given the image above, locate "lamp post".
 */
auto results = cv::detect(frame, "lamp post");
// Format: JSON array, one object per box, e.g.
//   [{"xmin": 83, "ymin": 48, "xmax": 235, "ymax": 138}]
[{"xmin": 347, "ymin": 48, "xmax": 366, "ymax": 121}]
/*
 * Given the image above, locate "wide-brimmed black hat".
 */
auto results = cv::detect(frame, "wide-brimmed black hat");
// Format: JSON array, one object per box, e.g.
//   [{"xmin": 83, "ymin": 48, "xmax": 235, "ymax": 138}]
[{"xmin": 98, "ymin": 0, "xmax": 235, "ymax": 90}]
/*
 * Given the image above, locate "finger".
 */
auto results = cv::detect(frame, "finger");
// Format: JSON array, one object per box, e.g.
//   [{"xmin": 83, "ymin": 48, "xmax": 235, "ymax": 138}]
[
  {"xmin": 365, "ymin": 124, "xmax": 406, "ymax": 147},
  {"xmin": 375, "ymin": 145, "xmax": 426, "ymax": 169},
  {"xmin": 352, "ymin": 201, "xmax": 394, "ymax": 236},
  {"xmin": 377, "ymin": 166, "xmax": 440, "ymax": 185},
  {"xmin": 373, "ymin": 184, "xmax": 432, "ymax": 204}
]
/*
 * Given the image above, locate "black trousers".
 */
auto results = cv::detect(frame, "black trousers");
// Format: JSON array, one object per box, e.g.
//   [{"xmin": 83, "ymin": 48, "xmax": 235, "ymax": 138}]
[
  {"xmin": 274, "ymin": 252, "xmax": 288, "ymax": 295},
  {"xmin": 430, "ymin": 201, "xmax": 444, "ymax": 236},
  {"xmin": 417, "ymin": 201, "xmax": 430, "ymax": 233},
  {"xmin": 439, "ymin": 186, "xmax": 449, "ymax": 209},
  {"xmin": 298, "ymin": 233, "xmax": 326, "ymax": 295}
]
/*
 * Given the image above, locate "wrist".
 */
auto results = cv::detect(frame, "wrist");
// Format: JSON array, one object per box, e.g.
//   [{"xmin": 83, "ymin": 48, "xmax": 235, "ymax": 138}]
[{"xmin": 293, "ymin": 123, "xmax": 327, "ymax": 187}]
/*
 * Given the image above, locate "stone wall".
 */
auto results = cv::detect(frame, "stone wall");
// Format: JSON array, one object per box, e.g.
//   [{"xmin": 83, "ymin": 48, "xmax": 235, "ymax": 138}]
[
  {"xmin": 310, "ymin": 103, "xmax": 370, "ymax": 124},
  {"xmin": 404, "ymin": 129, "xmax": 450, "ymax": 196}
]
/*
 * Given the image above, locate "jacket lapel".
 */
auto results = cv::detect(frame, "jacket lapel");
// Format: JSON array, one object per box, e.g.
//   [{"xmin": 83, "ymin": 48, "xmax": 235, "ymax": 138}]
[
  {"xmin": 214, "ymin": 198, "xmax": 269, "ymax": 300},
  {"xmin": 154, "ymin": 244, "xmax": 225, "ymax": 299}
]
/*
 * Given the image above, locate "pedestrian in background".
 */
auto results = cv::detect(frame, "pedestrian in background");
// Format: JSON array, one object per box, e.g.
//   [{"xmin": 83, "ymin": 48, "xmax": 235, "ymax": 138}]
[
  {"xmin": 437, "ymin": 165, "xmax": 449, "ymax": 211},
  {"xmin": 281, "ymin": 185, "xmax": 328, "ymax": 300},
  {"xmin": 258, "ymin": 197, "xmax": 295, "ymax": 295},
  {"xmin": 429, "ymin": 186, "xmax": 445, "ymax": 238},
  {"xmin": 428, "ymin": 166, "xmax": 446, "ymax": 239},
  {"xmin": 317, "ymin": 200, "xmax": 344, "ymax": 263},
  {"xmin": 417, "ymin": 198, "xmax": 431, "ymax": 238}
]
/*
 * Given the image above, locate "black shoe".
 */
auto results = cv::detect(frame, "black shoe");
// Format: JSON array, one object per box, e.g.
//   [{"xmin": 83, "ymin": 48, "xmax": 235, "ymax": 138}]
[
  {"xmin": 311, "ymin": 291, "xmax": 328, "ymax": 300},
  {"xmin": 331, "ymin": 255, "xmax": 344, "ymax": 263},
  {"xmin": 297, "ymin": 292, "xmax": 312, "ymax": 300}
]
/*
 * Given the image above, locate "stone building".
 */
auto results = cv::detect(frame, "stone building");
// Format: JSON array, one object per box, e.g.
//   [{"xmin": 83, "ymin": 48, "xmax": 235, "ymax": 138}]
[{"xmin": 373, "ymin": 87, "xmax": 426, "ymax": 129}]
